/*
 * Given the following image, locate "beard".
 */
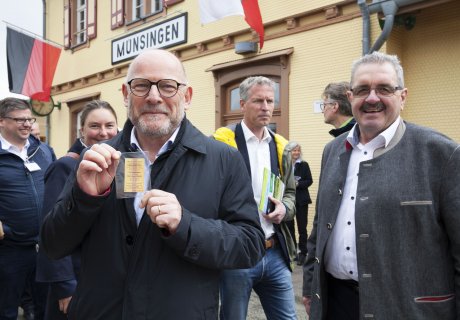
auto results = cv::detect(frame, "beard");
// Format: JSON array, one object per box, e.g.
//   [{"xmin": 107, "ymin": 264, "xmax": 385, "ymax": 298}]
[{"xmin": 129, "ymin": 102, "xmax": 185, "ymax": 138}]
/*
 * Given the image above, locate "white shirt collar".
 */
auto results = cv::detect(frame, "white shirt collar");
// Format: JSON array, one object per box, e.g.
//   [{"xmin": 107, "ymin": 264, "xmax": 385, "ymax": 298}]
[
  {"xmin": 0, "ymin": 133, "xmax": 30, "ymax": 153},
  {"xmin": 241, "ymin": 120, "xmax": 272, "ymax": 143},
  {"xmin": 130, "ymin": 126, "xmax": 180, "ymax": 162},
  {"xmin": 347, "ymin": 116, "xmax": 401, "ymax": 149}
]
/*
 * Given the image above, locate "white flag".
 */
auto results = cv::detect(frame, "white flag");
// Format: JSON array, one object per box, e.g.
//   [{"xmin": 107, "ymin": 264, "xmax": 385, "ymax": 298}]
[{"xmin": 199, "ymin": 0, "xmax": 244, "ymax": 24}]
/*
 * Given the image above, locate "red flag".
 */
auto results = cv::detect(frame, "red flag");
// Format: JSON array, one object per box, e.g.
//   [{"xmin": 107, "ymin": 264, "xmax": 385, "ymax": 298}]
[
  {"xmin": 242, "ymin": 0, "xmax": 264, "ymax": 49},
  {"xmin": 7, "ymin": 27, "xmax": 61, "ymax": 102},
  {"xmin": 199, "ymin": 0, "xmax": 264, "ymax": 50}
]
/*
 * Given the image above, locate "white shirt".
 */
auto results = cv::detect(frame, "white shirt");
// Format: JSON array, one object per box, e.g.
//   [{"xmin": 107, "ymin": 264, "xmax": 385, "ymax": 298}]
[
  {"xmin": 0, "ymin": 134, "xmax": 30, "ymax": 161},
  {"xmin": 241, "ymin": 121, "xmax": 275, "ymax": 239},
  {"xmin": 131, "ymin": 126, "xmax": 179, "ymax": 226},
  {"xmin": 324, "ymin": 117, "xmax": 401, "ymax": 281}
]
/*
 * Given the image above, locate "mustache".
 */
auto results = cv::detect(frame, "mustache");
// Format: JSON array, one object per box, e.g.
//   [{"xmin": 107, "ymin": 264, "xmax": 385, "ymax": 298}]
[
  {"xmin": 361, "ymin": 102, "xmax": 385, "ymax": 112},
  {"xmin": 138, "ymin": 104, "xmax": 169, "ymax": 114}
]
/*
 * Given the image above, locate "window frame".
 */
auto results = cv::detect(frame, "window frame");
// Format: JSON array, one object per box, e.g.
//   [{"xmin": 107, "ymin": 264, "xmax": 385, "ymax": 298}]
[
  {"xmin": 208, "ymin": 48, "xmax": 293, "ymax": 137},
  {"xmin": 64, "ymin": 0, "xmax": 97, "ymax": 49}
]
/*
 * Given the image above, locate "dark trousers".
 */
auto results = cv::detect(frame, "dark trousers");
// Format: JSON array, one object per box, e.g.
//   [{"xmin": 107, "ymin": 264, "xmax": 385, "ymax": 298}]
[
  {"xmin": 326, "ymin": 274, "xmax": 359, "ymax": 320},
  {"xmin": 286, "ymin": 203, "xmax": 309, "ymax": 254},
  {"xmin": 0, "ymin": 245, "xmax": 47, "ymax": 320}
]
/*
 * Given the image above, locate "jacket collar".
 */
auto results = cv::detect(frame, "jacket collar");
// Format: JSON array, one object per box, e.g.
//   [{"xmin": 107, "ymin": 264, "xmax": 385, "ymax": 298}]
[{"xmin": 0, "ymin": 135, "xmax": 40, "ymax": 157}]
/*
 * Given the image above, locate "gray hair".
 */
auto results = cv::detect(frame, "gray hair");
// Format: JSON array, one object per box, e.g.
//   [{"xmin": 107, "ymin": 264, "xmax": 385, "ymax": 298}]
[
  {"xmin": 0, "ymin": 97, "xmax": 31, "ymax": 118},
  {"xmin": 286, "ymin": 140, "xmax": 300, "ymax": 151},
  {"xmin": 239, "ymin": 76, "xmax": 276, "ymax": 101},
  {"xmin": 350, "ymin": 51, "xmax": 404, "ymax": 88},
  {"xmin": 322, "ymin": 81, "xmax": 352, "ymax": 116}
]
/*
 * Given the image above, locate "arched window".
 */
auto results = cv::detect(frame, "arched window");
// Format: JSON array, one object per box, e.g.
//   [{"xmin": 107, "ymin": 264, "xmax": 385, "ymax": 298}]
[{"xmin": 207, "ymin": 48, "xmax": 293, "ymax": 137}]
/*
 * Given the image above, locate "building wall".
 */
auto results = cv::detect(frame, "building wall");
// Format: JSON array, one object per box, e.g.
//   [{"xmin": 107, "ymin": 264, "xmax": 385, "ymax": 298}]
[
  {"xmin": 45, "ymin": 0, "xmax": 459, "ymax": 233},
  {"xmin": 399, "ymin": 0, "xmax": 460, "ymax": 141}
]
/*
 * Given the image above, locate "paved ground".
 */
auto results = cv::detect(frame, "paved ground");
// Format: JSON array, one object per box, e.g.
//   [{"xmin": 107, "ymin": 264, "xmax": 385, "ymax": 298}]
[
  {"xmin": 18, "ymin": 265, "xmax": 309, "ymax": 320},
  {"xmin": 247, "ymin": 263, "xmax": 309, "ymax": 320}
]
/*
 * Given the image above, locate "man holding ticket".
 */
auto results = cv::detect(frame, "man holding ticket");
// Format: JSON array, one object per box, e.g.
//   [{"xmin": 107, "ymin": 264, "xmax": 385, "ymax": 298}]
[
  {"xmin": 214, "ymin": 76, "xmax": 297, "ymax": 320},
  {"xmin": 40, "ymin": 49, "xmax": 265, "ymax": 319}
]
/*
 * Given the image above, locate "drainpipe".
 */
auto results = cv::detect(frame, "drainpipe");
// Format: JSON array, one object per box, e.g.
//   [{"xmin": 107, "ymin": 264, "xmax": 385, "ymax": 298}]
[
  {"xmin": 368, "ymin": 0, "xmax": 398, "ymax": 53},
  {"xmin": 43, "ymin": 0, "xmax": 51, "ymax": 144},
  {"xmin": 358, "ymin": 0, "xmax": 371, "ymax": 55},
  {"xmin": 364, "ymin": 0, "xmax": 426, "ymax": 54}
]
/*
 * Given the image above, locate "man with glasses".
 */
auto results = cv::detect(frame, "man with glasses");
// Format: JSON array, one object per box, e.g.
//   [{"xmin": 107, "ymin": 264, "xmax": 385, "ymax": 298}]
[
  {"xmin": 41, "ymin": 49, "xmax": 265, "ymax": 319},
  {"xmin": 303, "ymin": 51, "xmax": 460, "ymax": 320},
  {"xmin": 0, "ymin": 97, "xmax": 55, "ymax": 320},
  {"xmin": 320, "ymin": 81, "xmax": 355, "ymax": 138}
]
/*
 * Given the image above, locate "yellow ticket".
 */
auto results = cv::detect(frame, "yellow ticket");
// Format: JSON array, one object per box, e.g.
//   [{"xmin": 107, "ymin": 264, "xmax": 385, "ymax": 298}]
[{"xmin": 124, "ymin": 158, "xmax": 145, "ymax": 193}]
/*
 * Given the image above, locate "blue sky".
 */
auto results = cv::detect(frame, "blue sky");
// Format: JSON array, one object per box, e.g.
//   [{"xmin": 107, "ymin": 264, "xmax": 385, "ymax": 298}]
[{"xmin": 0, "ymin": 0, "xmax": 43, "ymax": 99}]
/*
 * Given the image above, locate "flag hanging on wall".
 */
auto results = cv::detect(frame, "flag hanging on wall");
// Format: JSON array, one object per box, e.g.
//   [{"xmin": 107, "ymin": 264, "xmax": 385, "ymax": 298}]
[
  {"xmin": 7, "ymin": 27, "xmax": 61, "ymax": 101},
  {"xmin": 198, "ymin": 0, "xmax": 265, "ymax": 49}
]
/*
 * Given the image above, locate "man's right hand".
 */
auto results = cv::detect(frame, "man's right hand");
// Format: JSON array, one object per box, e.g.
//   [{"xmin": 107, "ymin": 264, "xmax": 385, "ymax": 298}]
[
  {"xmin": 302, "ymin": 296, "xmax": 312, "ymax": 316},
  {"xmin": 76, "ymin": 143, "xmax": 121, "ymax": 196},
  {"xmin": 59, "ymin": 296, "xmax": 72, "ymax": 314}
]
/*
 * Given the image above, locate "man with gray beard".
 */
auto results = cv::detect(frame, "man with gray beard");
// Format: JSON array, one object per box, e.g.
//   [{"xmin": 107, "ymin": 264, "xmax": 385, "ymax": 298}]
[{"xmin": 40, "ymin": 49, "xmax": 265, "ymax": 319}]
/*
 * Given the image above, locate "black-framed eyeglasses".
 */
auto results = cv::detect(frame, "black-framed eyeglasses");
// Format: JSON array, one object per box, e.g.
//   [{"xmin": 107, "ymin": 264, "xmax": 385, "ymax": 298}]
[
  {"xmin": 127, "ymin": 78, "xmax": 187, "ymax": 98},
  {"xmin": 2, "ymin": 117, "xmax": 37, "ymax": 125},
  {"xmin": 350, "ymin": 85, "xmax": 403, "ymax": 98},
  {"xmin": 319, "ymin": 101, "xmax": 336, "ymax": 112}
]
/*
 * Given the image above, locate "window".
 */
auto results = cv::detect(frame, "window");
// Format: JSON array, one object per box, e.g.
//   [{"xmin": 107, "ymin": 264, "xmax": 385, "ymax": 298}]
[
  {"xmin": 64, "ymin": 0, "xmax": 96, "ymax": 49},
  {"xmin": 132, "ymin": 0, "xmax": 143, "ymax": 20},
  {"xmin": 126, "ymin": 0, "xmax": 163, "ymax": 24},
  {"xmin": 208, "ymin": 48, "xmax": 293, "ymax": 137},
  {"xmin": 75, "ymin": 0, "xmax": 87, "ymax": 45},
  {"xmin": 111, "ymin": 0, "xmax": 184, "ymax": 29}
]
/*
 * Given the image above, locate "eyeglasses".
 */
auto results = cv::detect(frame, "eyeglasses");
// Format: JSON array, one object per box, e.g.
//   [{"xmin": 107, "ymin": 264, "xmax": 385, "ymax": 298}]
[
  {"xmin": 2, "ymin": 117, "xmax": 37, "ymax": 125},
  {"xmin": 319, "ymin": 101, "xmax": 336, "ymax": 111},
  {"xmin": 350, "ymin": 85, "xmax": 403, "ymax": 98},
  {"xmin": 127, "ymin": 78, "xmax": 186, "ymax": 98}
]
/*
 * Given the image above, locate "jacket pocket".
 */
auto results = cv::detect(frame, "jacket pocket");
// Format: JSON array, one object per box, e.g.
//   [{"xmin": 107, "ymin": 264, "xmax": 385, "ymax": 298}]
[
  {"xmin": 400, "ymin": 200, "xmax": 433, "ymax": 206},
  {"xmin": 414, "ymin": 293, "xmax": 455, "ymax": 303}
]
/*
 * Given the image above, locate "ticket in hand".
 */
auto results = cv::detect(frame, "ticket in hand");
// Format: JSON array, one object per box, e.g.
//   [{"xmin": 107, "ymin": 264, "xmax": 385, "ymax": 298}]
[{"xmin": 115, "ymin": 152, "xmax": 148, "ymax": 198}]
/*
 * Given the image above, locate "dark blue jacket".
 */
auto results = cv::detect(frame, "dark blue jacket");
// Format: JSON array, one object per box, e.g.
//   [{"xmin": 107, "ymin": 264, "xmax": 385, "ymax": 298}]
[
  {"xmin": 36, "ymin": 139, "xmax": 84, "ymax": 306},
  {"xmin": 0, "ymin": 135, "xmax": 55, "ymax": 246}
]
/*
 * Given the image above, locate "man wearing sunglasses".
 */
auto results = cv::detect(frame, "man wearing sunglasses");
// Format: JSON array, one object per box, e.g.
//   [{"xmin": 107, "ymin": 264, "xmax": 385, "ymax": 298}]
[
  {"xmin": 303, "ymin": 51, "xmax": 460, "ymax": 320},
  {"xmin": 41, "ymin": 49, "xmax": 265, "ymax": 319},
  {"xmin": 0, "ymin": 97, "xmax": 56, "ymax": 320}
]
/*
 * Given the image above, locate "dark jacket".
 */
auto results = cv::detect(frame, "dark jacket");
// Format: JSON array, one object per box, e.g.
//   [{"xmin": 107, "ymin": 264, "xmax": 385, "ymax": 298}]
[
  {"xmin": 304, "ymin": 121, "xmax": 460, "ymax": 319},
  {"xmin": 294, "ymin": 160, "xmax": 313, "ymax": 205},
  {"xmin": 329, "ymin": 117, "xmax": 356, "ymax": 137},
  {"xmin": 0, "ymin": 135, "xmax": 55, "ymax": 246},
  {"xmin": 36, "ymin": 139, "xmax": 84, "ymax": 307},
  {"xmin": 213, "ymin": 122, "xmax": 297, "ymax": 270},
  {"xmin": 41, "ymin": 119, "xmax": 265, "ymax": 320}
]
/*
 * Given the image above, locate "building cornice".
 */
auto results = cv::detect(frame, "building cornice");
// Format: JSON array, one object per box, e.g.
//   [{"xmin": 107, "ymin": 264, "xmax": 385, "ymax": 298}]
[{"xmin": 53, "ymin": 0, "xmax": 359, "ymax": 95}]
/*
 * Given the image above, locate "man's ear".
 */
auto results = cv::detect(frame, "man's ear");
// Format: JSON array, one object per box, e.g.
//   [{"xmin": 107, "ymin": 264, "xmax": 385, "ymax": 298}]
[
  {"xmin": 346, "ymin": 91, "xmax": 353, "ymax": 102},
  {"xmin": 332, "ymin": 101, "xmax": 340, "ymax": 112},
  {"xmin": 184, "ymin": 86, "xmax": 193, "ymax": 110},
  {"xmin": 240, "ymin": 99, "xmax": 246, "ymax": 113},
  {"xmin": 399, "ymin": 88, "xmax": 408, "ymax": 111},
  {"xmin": 122, "ymin": 83, "xmax": 129, "ymax": 108}
]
